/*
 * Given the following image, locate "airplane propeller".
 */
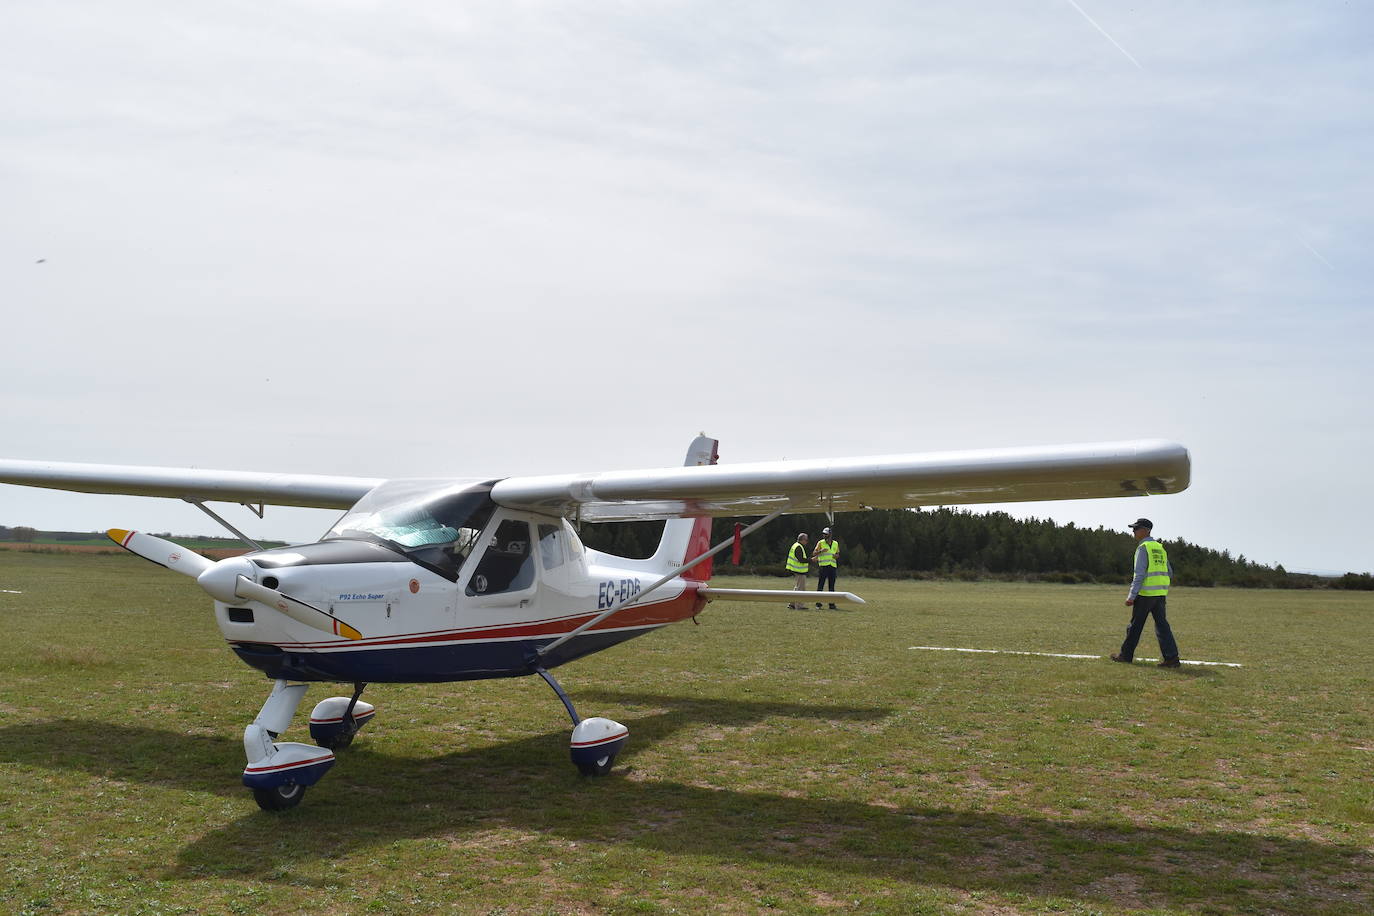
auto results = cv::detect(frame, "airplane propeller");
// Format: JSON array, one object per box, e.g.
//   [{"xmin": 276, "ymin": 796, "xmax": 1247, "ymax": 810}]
[
  {"xmin": 106, "ymin": 529, "xmax": 362, "ymax": 640},
  {"xmin": 107, "ymin": 528, "xmax": 215, "ymax": 577}
]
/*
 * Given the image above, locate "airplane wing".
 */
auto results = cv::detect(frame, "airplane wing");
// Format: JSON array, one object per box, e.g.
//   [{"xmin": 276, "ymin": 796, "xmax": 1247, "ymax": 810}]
[
  {"xmin": 490, "ymin": 439, "xmax": 1190, "ymax": 522},
  {"xmin": 0, "ymin": 459, "xmax": 382, "ymax": 510},
  {"xmin": 0, "ymin": 438, "xmax": 1189, "ymax": 522}
]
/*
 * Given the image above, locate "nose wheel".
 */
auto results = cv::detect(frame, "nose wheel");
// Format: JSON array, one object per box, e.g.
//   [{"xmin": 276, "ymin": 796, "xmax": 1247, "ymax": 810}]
[
  {"xmin": 241, "ymin": 680, "xmax": 341, "ymax": 811},
  {"xmin": 253, "ymin": 783, "xmax": 306, "ymax": 811}
]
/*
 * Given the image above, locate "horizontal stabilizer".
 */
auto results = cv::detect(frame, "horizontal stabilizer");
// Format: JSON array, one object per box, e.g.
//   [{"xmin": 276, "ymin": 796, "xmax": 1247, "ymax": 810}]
[{"xmin": 697, "ymin": 588, "xmax": 865, "ymax": 605}]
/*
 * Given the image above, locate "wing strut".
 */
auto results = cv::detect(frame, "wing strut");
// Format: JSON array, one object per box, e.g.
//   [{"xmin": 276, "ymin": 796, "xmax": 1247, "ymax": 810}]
[
  {"xmin": 536, "ymin": 504, "xmax": 791, "ymax": 659},
  {"xmin": 186, "ymin": 499, "xmax": 264, "ymax": 551}
]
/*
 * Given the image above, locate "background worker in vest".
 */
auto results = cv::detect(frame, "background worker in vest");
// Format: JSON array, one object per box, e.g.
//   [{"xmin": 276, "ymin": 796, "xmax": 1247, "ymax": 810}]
[
  {"xmin": 811, "ymin": 527, "xmax": 840, "ymax": 609},
  {"xmin": 786, "ymin": 533, "xmax": 810, "ymax": 609},
  {"xmin": 1111, "ymin": 518, "xmax": 1181, "ymax": 668}
]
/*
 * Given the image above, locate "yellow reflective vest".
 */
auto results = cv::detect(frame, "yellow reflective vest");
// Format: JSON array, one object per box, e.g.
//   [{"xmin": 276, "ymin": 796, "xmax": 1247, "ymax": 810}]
[
  {"xmin": 1138, "ymin": 539, "xmax": 1170, "ymax": 596},
  {"xmin": 786, "ymin": 542, "xmax": 809, "ymax": 573},
  {"xmin": 815, "ymin": 538, "xmax": 839, "ymax": 567}
]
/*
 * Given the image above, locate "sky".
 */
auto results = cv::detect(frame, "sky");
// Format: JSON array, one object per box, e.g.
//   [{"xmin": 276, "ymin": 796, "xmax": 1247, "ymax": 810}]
[{"xmin": 2, "ymin": 1, "xmax": 1371, "ymax": 574}]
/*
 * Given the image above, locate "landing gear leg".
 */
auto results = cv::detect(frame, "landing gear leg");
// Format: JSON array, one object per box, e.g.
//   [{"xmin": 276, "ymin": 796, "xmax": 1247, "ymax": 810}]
[
  {"xmin": 242, "ymin": 679, "xmax": 337, "ymax": 811},
  {"xmin": 535, "ymin": 666, "xmax": 627, "ymax": 777}
]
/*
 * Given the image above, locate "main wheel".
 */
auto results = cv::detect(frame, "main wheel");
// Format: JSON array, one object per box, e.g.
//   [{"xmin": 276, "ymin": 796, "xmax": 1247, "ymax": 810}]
[
  {"xmin": 576, "ymin": 753, "xmax": 616, "ymax": 777},
  {"xmin": 253, "ymin": 783, "xmax": 306, "ymax": 811},
  {"xmin": 316, "ymin": 728, "xmax": 355, "ymax": 751}
]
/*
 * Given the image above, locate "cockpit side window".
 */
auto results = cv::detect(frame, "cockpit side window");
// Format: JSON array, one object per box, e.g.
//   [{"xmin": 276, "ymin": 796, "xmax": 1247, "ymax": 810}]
[
  {"xmin": 466, "ymin": 519, "xmax": 535, "ymax": 596},
  {"xmin": 538, "ymin": 523, "xmax": 564, "ymax": 570}
]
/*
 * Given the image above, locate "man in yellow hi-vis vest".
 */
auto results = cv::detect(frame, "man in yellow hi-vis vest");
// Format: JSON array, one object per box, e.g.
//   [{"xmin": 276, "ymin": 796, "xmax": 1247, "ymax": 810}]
[
  {"xmin": 811, "ymin": 527, "xmax": 840, "ymax": 609},
  {"xmin": 786, "ymin": 533, "xmax": 810, "ymax": 609},
  {"xmin": 1111, "ymin": 518, "xmax": 1182, "ymax": 668}
]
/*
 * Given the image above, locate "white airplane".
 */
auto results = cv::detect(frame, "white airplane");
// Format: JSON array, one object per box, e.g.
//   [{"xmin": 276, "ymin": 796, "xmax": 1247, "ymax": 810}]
[{"xmin": 0, "ymin": 435, "xmax": 1189, "ymax": 810}]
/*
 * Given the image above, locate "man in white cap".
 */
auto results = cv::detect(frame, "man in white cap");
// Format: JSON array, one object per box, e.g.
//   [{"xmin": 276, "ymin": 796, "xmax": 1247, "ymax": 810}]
[
  {"xmin": 1110, "ymin": 518, "xmax": 1181, "ymax": 667},
  {"xmin": 811, "ymin": 526, "xmax": 840, "ymax": 609}
]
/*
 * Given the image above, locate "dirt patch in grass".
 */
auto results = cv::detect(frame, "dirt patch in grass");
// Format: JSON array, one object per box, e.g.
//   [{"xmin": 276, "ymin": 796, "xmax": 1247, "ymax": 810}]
[{"xmin": 1077, "ymin": 871, "xmax": 1147, "ymax": 908}]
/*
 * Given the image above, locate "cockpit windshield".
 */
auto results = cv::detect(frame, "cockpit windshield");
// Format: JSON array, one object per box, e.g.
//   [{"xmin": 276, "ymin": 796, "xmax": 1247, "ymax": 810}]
[{"xmin": 324, "ymin": 478, "xmax": 497, "ymax": 580}]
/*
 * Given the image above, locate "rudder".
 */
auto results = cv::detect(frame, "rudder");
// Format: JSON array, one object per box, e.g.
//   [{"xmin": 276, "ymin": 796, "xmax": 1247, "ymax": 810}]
[{"xmin": 650, "ymin": 435, "xmax": 717, "ymax": 582}]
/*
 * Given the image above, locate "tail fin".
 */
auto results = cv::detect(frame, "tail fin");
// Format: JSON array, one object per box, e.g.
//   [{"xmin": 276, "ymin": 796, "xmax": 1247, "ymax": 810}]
[{"xmin": 650, "ymin": 434, "xmax": 718, "ymax": 582}]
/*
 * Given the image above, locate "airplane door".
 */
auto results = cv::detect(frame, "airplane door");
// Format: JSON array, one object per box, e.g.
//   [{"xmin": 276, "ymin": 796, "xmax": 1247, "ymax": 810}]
[{"xmin": 462, "ymin": 516, "xmax": 538, "ymax": 608}]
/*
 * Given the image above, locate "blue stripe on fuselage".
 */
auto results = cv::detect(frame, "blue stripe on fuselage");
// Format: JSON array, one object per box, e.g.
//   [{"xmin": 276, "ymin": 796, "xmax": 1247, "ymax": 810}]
[{"xmin": 229, "ymin": 626, "xmax": 656, "ymax": 683}]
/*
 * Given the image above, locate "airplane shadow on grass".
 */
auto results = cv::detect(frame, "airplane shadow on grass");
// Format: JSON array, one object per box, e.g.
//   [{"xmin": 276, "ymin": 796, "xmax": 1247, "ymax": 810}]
[{"xmin": 3, "ymin": 693, "xmax": 1370, "ymax": 914}]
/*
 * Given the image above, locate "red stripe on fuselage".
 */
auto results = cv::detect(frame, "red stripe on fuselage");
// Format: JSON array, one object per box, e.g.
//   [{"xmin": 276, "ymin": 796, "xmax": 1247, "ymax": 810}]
[{"xmin": 252, "ymin": 588, "xmax": 709, "ymax": 651}]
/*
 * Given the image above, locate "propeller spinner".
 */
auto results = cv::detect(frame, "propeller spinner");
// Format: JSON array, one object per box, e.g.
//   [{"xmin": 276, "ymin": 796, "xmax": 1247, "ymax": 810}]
[{"xmin": 106, "ymin": 529, "xmax": 362, "ymax": 640}]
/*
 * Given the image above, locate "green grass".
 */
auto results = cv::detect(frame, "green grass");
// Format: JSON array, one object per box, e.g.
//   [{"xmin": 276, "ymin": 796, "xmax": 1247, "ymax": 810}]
[{"xmin": 1, "ymin": 552, "xmax": 1372, "ymax": 914}]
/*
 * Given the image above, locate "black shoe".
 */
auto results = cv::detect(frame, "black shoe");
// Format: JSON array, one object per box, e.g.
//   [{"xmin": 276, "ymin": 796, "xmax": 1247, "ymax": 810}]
[
  {"xmin": 1158, "ymin": 659, "xmax": 1181, "ymax": 668},
  {"xmin": 815, "ymin": 602, "xmax": 823, "ymax": 608},
  {"xmin": 1109, "ymin": 653, "xmax": 1132, "ymax": 663},
  {"xmin": 829, "ymin": 604, "xmax": 838, "ymax": 610}
]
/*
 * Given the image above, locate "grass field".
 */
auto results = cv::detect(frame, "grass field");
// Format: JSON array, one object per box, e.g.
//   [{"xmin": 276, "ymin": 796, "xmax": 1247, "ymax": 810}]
[{"xmin": 1, "ymin": 551, "xmax": 1372, "ymax": 915}]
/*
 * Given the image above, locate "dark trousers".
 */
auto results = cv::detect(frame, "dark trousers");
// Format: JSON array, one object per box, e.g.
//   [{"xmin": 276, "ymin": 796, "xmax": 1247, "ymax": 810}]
[
  {"xmin": 1120, "ymin": 595, "xmax": 1179, "ymax": 661},
  {"xmin": 816, "ymin": 567, "xmax": 837, "ymax": 592}
]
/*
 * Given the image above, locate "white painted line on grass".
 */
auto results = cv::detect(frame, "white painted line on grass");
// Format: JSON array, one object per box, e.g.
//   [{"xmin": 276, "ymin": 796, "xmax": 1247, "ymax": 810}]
[
  {"xmin": 0, "ymin": 589, "xmax": 21, "ymax": 594},
  {"xmin": 911, "ymin": 645, "xmax": 1097, "ymax": 659},
  {"xmin": 908, "ymin": 645, "xmax": 1242, "ymax": 668}
]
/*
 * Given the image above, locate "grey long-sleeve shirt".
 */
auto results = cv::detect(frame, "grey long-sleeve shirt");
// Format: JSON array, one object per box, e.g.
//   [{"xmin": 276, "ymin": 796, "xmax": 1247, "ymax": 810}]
[{"xmin": 1127, "ymin": 537, "xmax": 1174, "ymax": 600}]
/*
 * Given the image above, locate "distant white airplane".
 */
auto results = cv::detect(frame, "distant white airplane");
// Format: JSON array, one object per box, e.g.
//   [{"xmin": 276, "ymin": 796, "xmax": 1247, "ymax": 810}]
[{"xmin": 0, "ymin": 435, "xmax": 1189, "ymax": 810}]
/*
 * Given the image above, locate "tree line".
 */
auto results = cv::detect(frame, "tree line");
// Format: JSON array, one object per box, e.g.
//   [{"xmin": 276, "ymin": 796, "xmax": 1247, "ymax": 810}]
[
  {"xmin": 6, "ymin": 517, "xmax": 1369, "ymax": 590},
  {"xmin": 577, "ymin": 509, "xmax": 1374, "ymax": 590}
]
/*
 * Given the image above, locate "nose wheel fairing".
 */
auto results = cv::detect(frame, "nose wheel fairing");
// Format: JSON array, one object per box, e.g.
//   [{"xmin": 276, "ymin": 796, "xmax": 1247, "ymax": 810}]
[{"xmin": 241, "ymin": 744, "xmax": 337, "ymax": 792}]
